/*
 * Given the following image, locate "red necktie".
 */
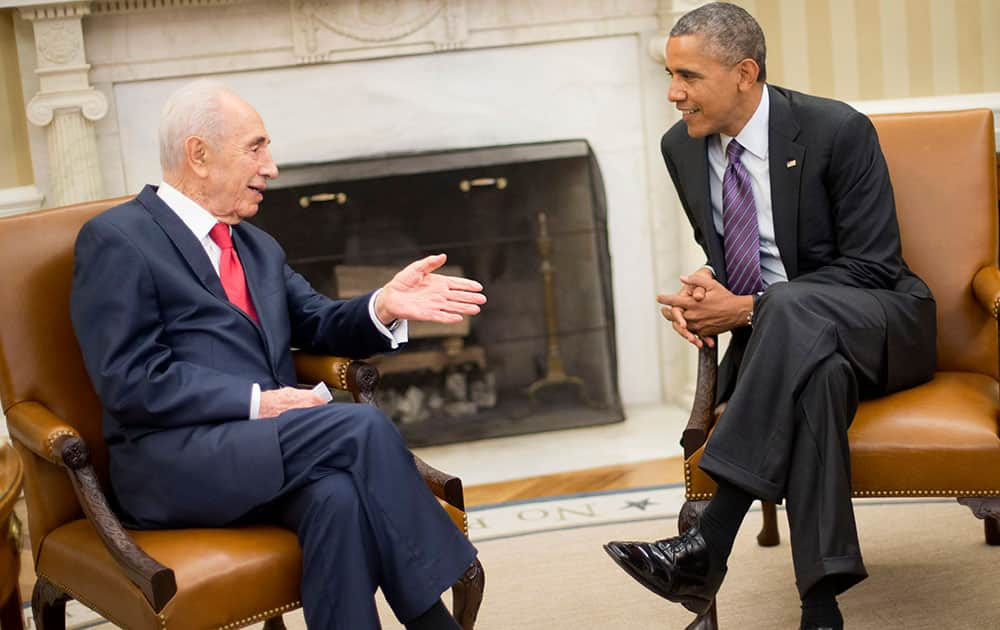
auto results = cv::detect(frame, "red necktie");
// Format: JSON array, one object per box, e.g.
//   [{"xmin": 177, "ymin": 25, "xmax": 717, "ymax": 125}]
[{"xmin": 208, "ymin": 222, "xmax": 259, "ymax": 324}]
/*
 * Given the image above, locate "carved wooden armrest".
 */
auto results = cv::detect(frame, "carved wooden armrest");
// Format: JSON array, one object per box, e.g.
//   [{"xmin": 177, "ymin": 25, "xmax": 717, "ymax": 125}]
[
  {"xmin": 413, "ymin": 454, "xmax": 465, "ymax": 511},
  {"xmin": 292, "ymin": 351, "xmax": 380, "ymax": 404},
  {"xmin": 682, "ymin": 342, "xmax": 719, "ymax": 458},
  {"xmin": 6, "ymin": 402, "xmax": 177, "ymax": 612},
  {"xmin": 972, "ymin": 266, "xmax": 1000, "ymax": 320}
]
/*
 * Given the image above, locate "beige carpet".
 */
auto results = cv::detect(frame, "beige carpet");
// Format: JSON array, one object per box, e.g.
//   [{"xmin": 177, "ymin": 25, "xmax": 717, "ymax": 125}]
[
  {"xmin": 374, "ymin": 498, "xmax": 1000, "ymax": 630},
  {"xmin": 44, "ymin": 497, "xmax": 1000, "ymax": 629}
]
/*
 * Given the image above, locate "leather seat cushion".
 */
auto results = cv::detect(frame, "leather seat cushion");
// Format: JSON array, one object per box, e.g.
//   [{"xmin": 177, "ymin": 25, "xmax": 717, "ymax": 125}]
[
  {"xmin": 37, "ymin": 519, "xmax": 302, "ymax": 629},
  {"xmin": 686, "ymin": 372, "xmax": 1000, "ymax": 500}
]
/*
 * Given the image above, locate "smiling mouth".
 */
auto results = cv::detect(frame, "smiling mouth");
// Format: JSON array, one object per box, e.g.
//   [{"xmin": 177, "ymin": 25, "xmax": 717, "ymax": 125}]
[{"xmin": 679, "ymin": 107, "xmax": 701, "ymax": 117}]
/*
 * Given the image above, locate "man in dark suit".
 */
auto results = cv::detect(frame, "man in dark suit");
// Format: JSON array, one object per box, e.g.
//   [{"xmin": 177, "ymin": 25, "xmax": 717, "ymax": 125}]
[
  {"xmin": 70, "ymin": 80, "xmax": 487, "ymax": 630},
  {"xmin": 603, "ymin": 4, "xmax": 935, "ymax": 629}
]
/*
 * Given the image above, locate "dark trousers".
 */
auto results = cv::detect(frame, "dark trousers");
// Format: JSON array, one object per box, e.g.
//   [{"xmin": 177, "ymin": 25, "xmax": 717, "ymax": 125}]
[
  {"xmin": 699, "ymin": 281, "xmax": 890, "ymax": 598},
  {"xmin": 265, "ymin": 403, "xmax": 477, "ymax": 629}
]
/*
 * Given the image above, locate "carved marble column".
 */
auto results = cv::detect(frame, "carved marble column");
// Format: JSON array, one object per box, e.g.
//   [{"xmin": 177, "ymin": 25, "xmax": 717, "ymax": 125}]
[{"xmin": 20, "ymin": 2, "xmax": 107, "ymax": 207}]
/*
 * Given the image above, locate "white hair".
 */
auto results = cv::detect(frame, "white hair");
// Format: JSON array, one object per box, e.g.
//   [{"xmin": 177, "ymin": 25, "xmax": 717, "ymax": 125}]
[{"xmin": 158, "ymin": 79, "xmax": 234, "ymax": 174}]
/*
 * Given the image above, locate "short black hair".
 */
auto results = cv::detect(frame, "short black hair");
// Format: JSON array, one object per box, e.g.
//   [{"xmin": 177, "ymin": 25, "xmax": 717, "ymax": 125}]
[{"xmin": 670, "ymin": 2, "xmax": 767, "ymax": 82}]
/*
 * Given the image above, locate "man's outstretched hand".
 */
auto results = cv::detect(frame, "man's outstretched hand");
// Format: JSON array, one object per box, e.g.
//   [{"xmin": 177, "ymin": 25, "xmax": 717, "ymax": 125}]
[{"xmin": 374, "ymin": 254, "xmax": 487, "ymax": 325}]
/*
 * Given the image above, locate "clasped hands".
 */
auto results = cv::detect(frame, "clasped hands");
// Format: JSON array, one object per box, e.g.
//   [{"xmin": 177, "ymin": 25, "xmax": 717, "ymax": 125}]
[
  {"xmin": 657, "ymin": 268, "xmax": 753, "ymax": 349},
  {"xmin": 259, "ymin": 254, "xmax": 486, "ymax": 417}
]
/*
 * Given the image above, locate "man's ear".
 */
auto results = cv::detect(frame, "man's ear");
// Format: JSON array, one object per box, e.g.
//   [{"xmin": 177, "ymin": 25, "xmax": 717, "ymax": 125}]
[
  {"xmin": 736, "ymin": 58, "xmax": 761, "ymax": 90},
  {"xmin": 184, "ymin": 136, "xmax": 210, "ymax": 177}
]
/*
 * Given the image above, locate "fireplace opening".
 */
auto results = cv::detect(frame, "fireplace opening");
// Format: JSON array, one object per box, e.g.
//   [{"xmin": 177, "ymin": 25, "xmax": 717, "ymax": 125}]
[{"xmin": 252, "ymin": 140, "xmax": 623, "ymax": 446}]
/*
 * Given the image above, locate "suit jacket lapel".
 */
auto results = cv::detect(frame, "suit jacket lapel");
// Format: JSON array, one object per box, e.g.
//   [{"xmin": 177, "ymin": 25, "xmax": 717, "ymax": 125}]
[
  {"xmin": 140, "ymin": 186, "xmax": 230, "ymax": 304},
  {"xmin": 231, "ymin": 227, "xmax": 275, "ymax": 356},
  {"xmin": 678, "ymin": 135, "xmax": 727, "ymax": 284},
  {"xmin": 767, "ymin": 86, "xmax": 804, "ymax": 280}
]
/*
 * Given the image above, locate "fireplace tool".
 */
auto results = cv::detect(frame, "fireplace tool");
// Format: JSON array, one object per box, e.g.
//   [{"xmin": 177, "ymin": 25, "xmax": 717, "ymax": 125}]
[{"xmin": 526, "ymin": 211, "xmax": 592, "ymax": 406}]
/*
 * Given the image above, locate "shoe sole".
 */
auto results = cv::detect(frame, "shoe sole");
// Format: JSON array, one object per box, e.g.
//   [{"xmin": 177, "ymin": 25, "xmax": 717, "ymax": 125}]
[{"xmin": 602, "ymin": 544, "xmax": 713, "ymax": 615}]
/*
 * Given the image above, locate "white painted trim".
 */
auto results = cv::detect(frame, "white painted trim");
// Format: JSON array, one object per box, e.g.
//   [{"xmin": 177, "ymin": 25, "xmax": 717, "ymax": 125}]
[
  {"xmin": 0, "ymin": 185, "xmax": 44, "ymax": 217},
  {"xmin": 851, "ymin": 92, "xmax": 1000, "ymax": 147}
]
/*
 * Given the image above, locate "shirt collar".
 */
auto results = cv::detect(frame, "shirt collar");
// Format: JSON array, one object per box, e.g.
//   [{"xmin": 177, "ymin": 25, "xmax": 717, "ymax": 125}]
[
  {"xmin": 156, "ymin": 180, "xmax": 224, "ymax": 242},
  {"xmin": 719, "ymin": 84, "xmax": 770, "ymax": 161}
]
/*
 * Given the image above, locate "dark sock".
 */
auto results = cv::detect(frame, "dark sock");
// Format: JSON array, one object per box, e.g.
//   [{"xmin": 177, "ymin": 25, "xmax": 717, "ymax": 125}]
[
  {"xmin": 697, "ymin": 479, "xmax": 754, "ymax": 569},
  {"xmin": 800, "ymin": 578, "xmax": 844, "ymax": 629},
  {"xmin": 405, "ymin": 599, "xmax": 461, "ymax": 630}
]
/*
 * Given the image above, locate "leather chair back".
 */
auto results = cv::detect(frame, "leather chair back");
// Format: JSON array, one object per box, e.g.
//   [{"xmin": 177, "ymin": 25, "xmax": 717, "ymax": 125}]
[
  {"xmin": 870, "ymin": 110, "xmax": 998, "ymax": 378},
  {"xmin": 0, "ymin": 197, "xmax": 128, "ymax": 555}
]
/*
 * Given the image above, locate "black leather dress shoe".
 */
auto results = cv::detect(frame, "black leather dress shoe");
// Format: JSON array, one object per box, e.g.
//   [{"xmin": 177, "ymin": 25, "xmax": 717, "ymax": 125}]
[{"xmin": 603, "ymin": 527, "xmax": 725, "ymax": 615}]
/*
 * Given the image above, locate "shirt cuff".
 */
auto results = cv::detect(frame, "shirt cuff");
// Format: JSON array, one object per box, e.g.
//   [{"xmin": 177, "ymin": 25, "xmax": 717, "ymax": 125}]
[
  {"xmin": 368, "ymin": 289, "xmax": 408, "ymax": 349},
  {"xmin": 250, "ymin": 383, "xmax": 261, "ymax": 419},
  {"xmin": 701, "ymin": 264, "xmax": 716, "ymax": 277}
]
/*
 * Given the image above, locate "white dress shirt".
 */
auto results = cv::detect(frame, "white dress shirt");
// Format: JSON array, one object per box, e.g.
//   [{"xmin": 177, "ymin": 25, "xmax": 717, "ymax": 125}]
[
  {"xmin": 156, "ymin": 181, "xmax": 407, "ymax": 418},
  {"xmin": 707, "ymin": 86, "xmax": 788, "ymax": 287}
]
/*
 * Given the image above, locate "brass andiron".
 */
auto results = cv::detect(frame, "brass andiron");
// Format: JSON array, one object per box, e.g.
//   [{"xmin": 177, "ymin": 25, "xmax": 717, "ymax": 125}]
[{"xmin": 526, "ymin": 211, "xmax": 590, "ymax": 405}]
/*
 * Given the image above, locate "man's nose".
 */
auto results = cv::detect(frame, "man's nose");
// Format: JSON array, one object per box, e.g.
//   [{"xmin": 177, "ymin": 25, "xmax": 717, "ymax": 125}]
[
  {"xmin": 668, "ymin": 80, "xmax": 684, "ymax": 103},
  {"xmin": 261, "ymin": 150, "xmax": 279, "ymax": 179}
]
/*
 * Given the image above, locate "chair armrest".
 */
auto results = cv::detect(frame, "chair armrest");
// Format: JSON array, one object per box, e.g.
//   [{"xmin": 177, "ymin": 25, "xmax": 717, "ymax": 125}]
[
  {"xmin": 6, "ymin": 401, "xmax": 81, "ymax": 465},
  {"xmin": 682, "ymin": 342, "xmax": 719, "ymax": 459},
  {"xmin": 413, "ymin": 454, "xmax": 465, "ymax": 511},
  {"xmin": 292, "ymin": 351, "xmax": 380, "ymax": 404},
  {"xmin": 973, "ymin": 266, "xmax": 1000, "ymax": 319},
  {"xmin": 6, "ymin": 402, "xmax": 177, "ymax": 612}
]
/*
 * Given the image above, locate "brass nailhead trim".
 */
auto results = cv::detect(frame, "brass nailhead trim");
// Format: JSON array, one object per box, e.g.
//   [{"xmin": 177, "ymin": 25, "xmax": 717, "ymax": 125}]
[
  {"xmin": 993, "ymin": 297, "xmax": 1000, "ymax": 320},
  {"xmin": 685, "ymin": 461, "xmax": 1000, "ymax": 501},
  {"xmin": 213, "ymin": 600, "xmax": 302, "ymax": 630},
  {"xmin": 38, "ymin": 573, "xmax": 300, "ymax": 629},
  {"xmin": 337, "ymin": 362, "xmax": 349, "ymax": 390},
  {"xmin": 46, "ymin": 429, "xmax": 77, "ymax": 460}
]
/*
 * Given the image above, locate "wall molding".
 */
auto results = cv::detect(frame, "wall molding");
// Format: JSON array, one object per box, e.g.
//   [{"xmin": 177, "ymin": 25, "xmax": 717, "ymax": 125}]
[{"xmin": 0, "ymin": 185, "xmax": 45, "ymax": 217}]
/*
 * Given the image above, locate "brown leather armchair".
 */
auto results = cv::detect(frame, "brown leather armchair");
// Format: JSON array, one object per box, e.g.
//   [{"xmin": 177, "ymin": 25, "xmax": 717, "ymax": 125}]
[
  {"xmin": 0, "ymin": 198, "xmax": 484, "ymax": 629},
  {"xmin": 679, "ymin": 109, "xmax": 1000, "ymax": 629}
]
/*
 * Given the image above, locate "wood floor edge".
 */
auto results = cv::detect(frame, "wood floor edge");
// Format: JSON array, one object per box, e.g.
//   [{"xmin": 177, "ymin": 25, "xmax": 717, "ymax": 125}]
[{"xmin": 464, "ymin": 456, "xmax": 685, "ymax": 507}]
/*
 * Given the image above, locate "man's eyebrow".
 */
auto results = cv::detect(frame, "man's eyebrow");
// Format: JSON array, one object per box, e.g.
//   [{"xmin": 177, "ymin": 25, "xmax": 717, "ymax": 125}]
[
  {"xmin": 668, "ymin": 66, "xmax": 704, "ymax": 78},
  {"xmin": 248, "ymin": 135, "xmax": 269, "ymax": 147}
]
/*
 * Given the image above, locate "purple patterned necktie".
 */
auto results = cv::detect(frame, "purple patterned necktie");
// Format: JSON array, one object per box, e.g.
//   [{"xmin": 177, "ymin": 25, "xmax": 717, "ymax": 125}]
[{"xmin": 722, "ymin": 139, "xmax": 764, "ymax": 295}]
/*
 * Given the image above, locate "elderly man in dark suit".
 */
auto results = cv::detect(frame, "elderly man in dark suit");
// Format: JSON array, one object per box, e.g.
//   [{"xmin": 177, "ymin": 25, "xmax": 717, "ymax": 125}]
[
  {"xmin": 70, "ymin": 80, "xmax": 486, "ymax": 630},
  {"xmin": 603, "ymin": 4, "xmax": 935, "ymax": 629}
]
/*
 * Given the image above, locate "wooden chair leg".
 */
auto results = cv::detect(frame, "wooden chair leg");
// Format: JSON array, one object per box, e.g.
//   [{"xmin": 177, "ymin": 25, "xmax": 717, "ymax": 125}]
[
  {"xmin": 958, "ymin": 497, "xmax": 1000, "ymax": 545},
  {"xmin": 677, "ymin": 500, "xmax": 717, "ymax": 630},
  {"xmin": 985, "ymin": 516, "xmax": 1000, "ymax": 546},
  {"xmin": 757, "ymin": 500, "xmax": 780, "ymax": 547},
  {"xmin": 451, "ymin": 558, "xmax": 485, "ymax": 630},
  {"xmin": 30, "ymin": 577, "xmax": 68, "ymax": 630},
  {"xmin": 262, "ymin": 616, "xmax": 286, "ymax": 630},
  {"xmin": 452, "ymin": 559, "xmax": 485, "ymax": 630},
  {"xmin": 0, "ymin": 587, "xmax": 24, "ymax": 630},
  {"xmin": 678, "ymin": 499, "xmax": 708, "ymax": 535}
]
